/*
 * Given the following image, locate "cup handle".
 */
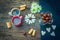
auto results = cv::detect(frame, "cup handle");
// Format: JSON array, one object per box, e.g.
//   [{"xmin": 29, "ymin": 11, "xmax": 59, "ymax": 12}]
[
  {"xmin": 8, "ymin": 12, "xmax": 12, "ymax": 16},
  {"xmin": 19, "ymin": 16, "xmax": 23, "ymax": 20}
]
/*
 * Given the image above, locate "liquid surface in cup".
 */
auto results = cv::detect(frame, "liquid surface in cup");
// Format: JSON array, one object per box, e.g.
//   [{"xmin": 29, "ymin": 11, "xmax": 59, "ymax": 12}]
[
  {"xmin": 14, "ymin": 18, "xmax": 21, "ymax": 25},
  {"xmin": 12, "ymin": 9, "xmax": 19, "ymax": 15}
]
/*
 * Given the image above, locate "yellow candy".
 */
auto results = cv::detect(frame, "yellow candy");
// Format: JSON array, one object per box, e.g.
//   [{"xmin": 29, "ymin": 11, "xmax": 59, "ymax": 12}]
[
  {"xmin": 20, "ymin": 7, "xmax": 25, "ymax": 11},
  {"xmin": 28, "ymin": 28, "xmax": 33, "ymax": 34},
  {"xmin": 19, "ymin": 4, "xmax": 26, "ymax": 11},
  {"xmin": 6, "ymin": 22, "xmax": 11, "ymax": 29},
  {"xmin": 20, "ymin": 5, "xmax": 26, "ymax": 8},
  {"xmin": 32, "ymin": 30, "xmax": 36, "ymax": 36}
]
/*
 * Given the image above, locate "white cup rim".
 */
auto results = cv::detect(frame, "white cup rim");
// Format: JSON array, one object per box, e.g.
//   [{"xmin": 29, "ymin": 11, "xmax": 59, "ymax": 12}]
[{"xmin": 10, "ymin": 8, "xmax": 20, "ymax": 16}]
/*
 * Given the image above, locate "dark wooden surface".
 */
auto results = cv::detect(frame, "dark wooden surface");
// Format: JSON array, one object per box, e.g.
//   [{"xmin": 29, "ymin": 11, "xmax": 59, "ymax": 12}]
[{"xmin": 0, "ymin": 0, "xmax": 40, "ymax": 40}]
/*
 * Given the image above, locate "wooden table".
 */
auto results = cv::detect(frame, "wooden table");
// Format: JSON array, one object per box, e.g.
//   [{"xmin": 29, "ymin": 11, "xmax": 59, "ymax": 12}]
[{"xmin": 0, "ymin": 0, "xmax": 40, "ymax": 40}]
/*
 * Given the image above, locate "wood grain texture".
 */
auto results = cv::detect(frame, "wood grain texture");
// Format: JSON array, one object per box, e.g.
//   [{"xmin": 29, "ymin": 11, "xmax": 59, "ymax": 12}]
[{"xmin": 0, "ymin": 0, "xmax": 40, "ymax": 40}]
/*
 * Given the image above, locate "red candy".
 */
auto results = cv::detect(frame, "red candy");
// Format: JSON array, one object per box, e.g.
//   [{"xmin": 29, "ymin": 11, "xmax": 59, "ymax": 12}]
[
  {"xmin": 47, "ymin": 14, "xmax": 50, "ymax": 16},
  {"xmin": 42, "ymin": 20, "xmax": 47, "ymax": 23},
  {"xmin": 41, "ymin": 13, "xmax": 52, "ymax": 24}
]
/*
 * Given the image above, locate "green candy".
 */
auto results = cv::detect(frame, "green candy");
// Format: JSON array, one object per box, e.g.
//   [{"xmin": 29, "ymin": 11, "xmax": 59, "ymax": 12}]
[{"xmin": 31, "ymin": 2, "xmax": 42, "ymax": 13}]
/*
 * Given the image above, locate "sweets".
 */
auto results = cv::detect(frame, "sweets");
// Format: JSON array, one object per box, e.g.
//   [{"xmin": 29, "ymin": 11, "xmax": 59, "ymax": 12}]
[
  {"xmin": 19, "ymin": 4, "xmax": 26, "ymax": 11},
  {"xmin": 28, "ymin": 28, "xmax": 33, "ymax": 34},
  {"xmin": 28, "ymin": 28, "xmax": 36, "ymax": 36},
  {"xmin": 32, "ymin": 30, "xmax": 36, "ymax": 36},
  {"xmin": 20, "ymin": 7, "xmax": 25, "ymax": 11},
  {"xmin": 20, "ymin": 5, "xmax": 26, "ymax": 8},
  {"xmin": 41, "ymin": 13, "xmax": 52, "ymax": 24},
  {"xmin": 6, "ymin": 22, "xmax": 11, "ymax": 29}
]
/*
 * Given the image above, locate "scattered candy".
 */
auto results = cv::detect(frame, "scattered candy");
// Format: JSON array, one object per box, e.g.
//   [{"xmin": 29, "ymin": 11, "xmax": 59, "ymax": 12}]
[
  {"xmin": 28, "ymin": 28, "xmax": 36, "ymax": 36},
  {"xmin": 32, "ymin": 30, "xmax": 36, "ymax": 36},
  {"xmin": 46, "ymin": 27, "xmax": 51, "ymax": 32},
  {"xmin": 20, "ymin": 5, "xmax": 26, "ymax": 8},
  {"xmin": 20, "ymin": 7, "xmax": 25, "ymax": 11},
  {"xmin": 50, "ymin": 31, "xmax": 55, "ymax": 36},
  {"xmin": 19, "ymin": 4, "xmax": 26, "ymax": 11},
  {"xmin": 28, "ymin": 28, "xmax": 33, "ymax": 34},
  {"xmin": 52, "ymin": 25, "xmax": 56, "ymax": 30},
  {"xmin": 31, "ymin": 2, "xmax": 42, "ymax": 13},
  {"xmin": 41, "ymin": 13, "xmax": 53, "ymax": 24},
  {"xmin": 31, "ymin": 2, "xmax": 38, "ymax": 8},
  {"xmin": 37, "ymin": 5, "xmax": 42, "ymax": 12},
  {"xmin": 25, "ymin": 14, "xmax": 36, "ymax": 24},
  {"xmin": 41, "ymin": 31, "xmax": 46, "ymax": 36},
  {"xmin": 6, "ymin": 22, "xmax": 11, "ymax": 29},
  {"xmin": 31, "ymin": 7, "xmax": 37, "ymax": 13}
]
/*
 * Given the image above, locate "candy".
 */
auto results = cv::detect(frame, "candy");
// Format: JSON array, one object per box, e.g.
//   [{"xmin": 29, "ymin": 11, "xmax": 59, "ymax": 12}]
[
  {"xmin": 42, "ymin": 20, "xmax": 46, "ymax": 23},
  {"xmin": 6, "ymin": 22, "xmax": 11, "ymax": 29},
  {"xmin": 46, "ymin": 13, "xmax": 51, "ymax": 17},
  {"xmin": 19, "ymin": 5, "xmax": 26, "ymax": 11},
  {"xmin": 32, "ymin": 30, "xmax": 36, "ymax": 36},
  {"xmin": 28, "ymin": 28, "xmax": 36, "ymax": 36},
  {"xmin": 20, "ymin": 5, "xmax": 26, "ymax": 8},
  {"xmin": 20, "ymin": 7, "xmax": 25, "ymax": 11},
  {"xmin": 41, "ymin": 13, "xmax": 52, "ymax": 24},
  {"xmin": 28, "ymin": 28, "xmax": 33, "ymax": 34}
]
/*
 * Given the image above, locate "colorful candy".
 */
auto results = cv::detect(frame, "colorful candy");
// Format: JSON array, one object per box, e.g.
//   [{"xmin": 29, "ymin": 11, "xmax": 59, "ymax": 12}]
[
  {"xmin": 19, "ymin": 4, "xmax": 26, "ymax": 11},
  {"xmin": 28, "ymin": 28, "xmax": 33, "ymax": 34},
  {"xmin": 20, "ymin": 7, "xmax": 25, "ymax": 11},
  {"xmin": 41, "ymin": 13, "xmax": 52, "ymax": 24},
  {"xmin": 32, "ymin": 30, "xmax": 36, "ymax": 36},
  {"xmin": 20, "ymin": 5, "xmax": 26, "ymax": 8},
  {"xmin": 6, "ymin": 22, "xmax": 11, "ymax": 29},
  {"xmin": 28, "ymin": 28, "xmax": 36, "ymax": 36}
]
